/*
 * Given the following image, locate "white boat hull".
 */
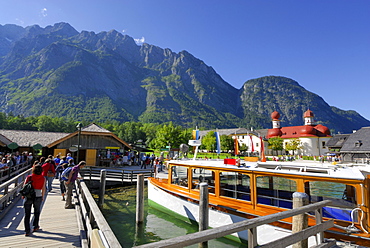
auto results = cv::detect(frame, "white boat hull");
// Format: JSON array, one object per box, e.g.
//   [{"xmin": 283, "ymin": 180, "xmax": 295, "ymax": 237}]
[{"xmin": 148, "ymin": 180, "xmax": 317, "ymax": 246}]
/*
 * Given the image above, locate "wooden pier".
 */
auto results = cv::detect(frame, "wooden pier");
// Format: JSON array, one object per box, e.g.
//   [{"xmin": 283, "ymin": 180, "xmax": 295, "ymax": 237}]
[
  {"xmin": 0, "ymin": 168, "xmax": 121, "ymax": 248},
  {"xmin": 80, "ymin": 166, "xmax": 155, "ymax": 184},
  {"xmin": 0, "ymin": 180, "xmax": 82, "ymax": 247}
]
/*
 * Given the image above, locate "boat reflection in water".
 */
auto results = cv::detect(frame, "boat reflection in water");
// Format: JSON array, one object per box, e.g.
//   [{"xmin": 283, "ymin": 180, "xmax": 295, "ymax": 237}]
[{"xmin": 99, "ymin": 185, "xmax": 245, "ymax": 247}]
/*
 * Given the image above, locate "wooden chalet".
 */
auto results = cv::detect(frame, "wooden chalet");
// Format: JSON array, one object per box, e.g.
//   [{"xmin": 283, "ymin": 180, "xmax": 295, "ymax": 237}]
[
  {"xmin": 0, "ymin": 123, "xmax": 132, "ymax": 166},
  {"xmin": 340, "ymin": 127, "xmax": 370, "ymax": 162}
]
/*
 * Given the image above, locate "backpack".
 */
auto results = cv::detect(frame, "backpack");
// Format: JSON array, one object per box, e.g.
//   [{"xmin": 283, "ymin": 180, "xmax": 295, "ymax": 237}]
[
  {"xmin": 20, "ymin": 176, "xmax": 35, "ymax": 199},
  {"xmin": 61, "ymin": 167, "xmax": 73, "ymax": 181}
]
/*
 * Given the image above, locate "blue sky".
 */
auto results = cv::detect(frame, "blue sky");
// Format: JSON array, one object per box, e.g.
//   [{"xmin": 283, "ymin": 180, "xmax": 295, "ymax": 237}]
[{"xmin": 1, "ymin": 0, "xmax": 370, "ymax": 121}]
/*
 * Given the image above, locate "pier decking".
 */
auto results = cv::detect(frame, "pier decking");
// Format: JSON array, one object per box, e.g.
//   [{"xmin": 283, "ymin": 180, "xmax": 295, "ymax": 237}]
[{"xmin": 0, "ymin": 180, "xmax": 82, "ymax": 247}]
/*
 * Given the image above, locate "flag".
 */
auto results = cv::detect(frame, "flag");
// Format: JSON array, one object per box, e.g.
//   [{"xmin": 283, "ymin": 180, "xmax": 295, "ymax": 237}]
[
  {"xmin": 260, "ymin": 136, "xmax": 266, "ymax": 162},
  {"xmin": 192, "ymin": 129, "xmax": 200, "ymax": 140},
  {"xmin": 249, "ymin": 135, "xmax": 254, "ymax": 152},
  {"xmin": 234, "ymin": 134, "xmax": 239, "ymax": 156},
  {"xmin": 215, "ymin": 131, "xmax": 221, "ymax": 154}
]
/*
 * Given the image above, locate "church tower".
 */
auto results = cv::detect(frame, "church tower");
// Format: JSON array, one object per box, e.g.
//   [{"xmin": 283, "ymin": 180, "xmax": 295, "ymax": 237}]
[
  {"xmin": 271, "ymin": 111, "xmax": 281, "ymax": 128},
  {"xmin": 303, "ymin": 109, "xmax": 315, "ymax": 126}
]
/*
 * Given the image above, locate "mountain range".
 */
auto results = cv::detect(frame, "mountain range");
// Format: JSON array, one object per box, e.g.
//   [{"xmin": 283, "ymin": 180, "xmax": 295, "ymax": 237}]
[{"xmin": 0, "ymin": 22, "xmax": 369, "ymax": 134}]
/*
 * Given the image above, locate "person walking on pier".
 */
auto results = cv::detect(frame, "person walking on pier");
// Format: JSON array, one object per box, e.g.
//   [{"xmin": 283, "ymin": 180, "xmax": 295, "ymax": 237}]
[
  {"xmin": 64, "ymin": 161, "xmax": 86, "ymax": 209},
  {"xmin": 42, "ymin": 158, "xmax": 55, "ymax": 192},
  {"xmin": 23, "ymin": 162, "xmax": 46, "ymax": 236}
]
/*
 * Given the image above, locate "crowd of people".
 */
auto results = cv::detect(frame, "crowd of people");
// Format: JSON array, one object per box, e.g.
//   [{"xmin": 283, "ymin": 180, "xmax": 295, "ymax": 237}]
[
  {"xmin": 0, "ymin": 151, "xmax": 33, "ymax": 170},
  {"xmin": 21, "ymin": 153, "xmax": 86, "ymax": 236},
  {"xmin": 112, "ymin": 151, "xmax": 165, "ymax": 171}
]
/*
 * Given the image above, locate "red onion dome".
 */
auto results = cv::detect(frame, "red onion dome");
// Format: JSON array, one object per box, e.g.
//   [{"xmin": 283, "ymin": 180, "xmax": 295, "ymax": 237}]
[
  {"xmin": 303, "ymin": 109, "xmax": 314, "ymax": 118},
  {"xmin": 315, "ymin": 124, "xmax": 331, "ymax": 135},
  {"xmin": 300, "ymin": 125, "xmax": 316, "ymax": 136},
  {"xmin": 271, "ymin": 111, "xmax": 280, "ymax": 120},
  {"xmin": 267, "ymin": 128, "xmax": 282, "ymax": 138}
]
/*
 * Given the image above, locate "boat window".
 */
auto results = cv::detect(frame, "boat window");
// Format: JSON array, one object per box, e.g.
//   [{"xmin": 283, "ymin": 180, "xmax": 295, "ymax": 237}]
[
  {"xmin": 171, "ymin": 166, "xmax": 188, "ymax": 188},
  {"xmin": 191, "ymin": 168, "xmax": 215, "ymax": 194},
  {"xmin": 256, "ymin": 176, "xmax": 296, "ymax": 209},
  {"xmin": 220, "ymin": 172, "xmax": 250, "ymax": 201},
  {"xmin": 305, "ymin": 181, "xmax": 356, "ymax": 221}
]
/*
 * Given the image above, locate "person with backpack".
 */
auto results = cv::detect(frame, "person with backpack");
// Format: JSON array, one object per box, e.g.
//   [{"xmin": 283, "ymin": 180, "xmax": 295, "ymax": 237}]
[
  {"xmin": 57, "ymin": 163, "xmax": 68, "ymax": 201},
  {"xmin": 42, "ymin": 158, "xmax": 56, "ymax": 192},
  {"xmin": 64, "ymin": 161, "xmax": 86, "ymax": 209},
  {"xmin": 23, "ymin": 162, "xmax": 46, "ymax": 236}
]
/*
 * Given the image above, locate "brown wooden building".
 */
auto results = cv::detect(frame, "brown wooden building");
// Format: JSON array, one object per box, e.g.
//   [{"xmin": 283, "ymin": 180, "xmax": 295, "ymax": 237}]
[{"xmin": 0, "ymin": 123, "xmax": 131, "ymax": 166}]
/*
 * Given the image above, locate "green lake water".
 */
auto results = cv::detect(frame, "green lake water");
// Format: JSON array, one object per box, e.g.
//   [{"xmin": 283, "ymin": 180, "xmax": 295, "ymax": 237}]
[{"xmin": 98, "ymin": 185, "xmax": 246, "ymax": 248}]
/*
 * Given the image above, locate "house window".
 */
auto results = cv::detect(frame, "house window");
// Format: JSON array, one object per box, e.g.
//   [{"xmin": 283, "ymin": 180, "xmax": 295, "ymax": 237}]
[{"xmin": 322, "ymin": 141, "xmax": 326, "ymax": 148}]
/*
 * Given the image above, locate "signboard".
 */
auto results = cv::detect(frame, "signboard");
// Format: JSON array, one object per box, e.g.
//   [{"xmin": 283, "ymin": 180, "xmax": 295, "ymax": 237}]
[
  {"xmin": 105, "ymin": 147, "xmax": 120, "ymax": 149},
  {"xmin": 188, "ymin": 140, "xmax": 201, "ymax": 146},
  {"xmin": 69, "ymin": 146, "xmax": 78, "ymax": 152}
]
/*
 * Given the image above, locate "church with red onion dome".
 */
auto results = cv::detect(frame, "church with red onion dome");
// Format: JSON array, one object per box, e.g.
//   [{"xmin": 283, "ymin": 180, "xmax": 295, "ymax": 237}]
[{"xmin": 267, "ymin": 109, "xmax": 332, "ymax": 156}]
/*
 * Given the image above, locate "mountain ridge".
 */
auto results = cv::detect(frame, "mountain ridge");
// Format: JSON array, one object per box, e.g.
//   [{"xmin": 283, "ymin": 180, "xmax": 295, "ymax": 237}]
[{"xmin": 0, "ymin": 22, "xmax": 368, "ymax": 133}]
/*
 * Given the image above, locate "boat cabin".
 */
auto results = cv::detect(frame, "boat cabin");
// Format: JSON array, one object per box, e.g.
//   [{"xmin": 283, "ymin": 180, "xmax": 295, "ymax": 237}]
[{"xmin": 154, "ymin": 160, "xmax": 370, "ymax": 244}]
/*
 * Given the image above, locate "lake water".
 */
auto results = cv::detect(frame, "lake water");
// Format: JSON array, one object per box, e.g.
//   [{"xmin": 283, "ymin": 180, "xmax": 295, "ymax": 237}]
[{"xmin": 98, "ymin": 185, "xmax": 246, "ymax": 248}]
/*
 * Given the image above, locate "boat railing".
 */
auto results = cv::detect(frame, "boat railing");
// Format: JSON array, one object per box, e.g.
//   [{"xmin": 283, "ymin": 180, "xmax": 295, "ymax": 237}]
[{"xmin": 133, "ymin": 200, "xmax": 334, "ymax": 248}]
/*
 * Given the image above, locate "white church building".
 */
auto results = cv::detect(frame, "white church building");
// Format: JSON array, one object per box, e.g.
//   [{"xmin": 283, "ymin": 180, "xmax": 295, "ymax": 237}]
[{"xmin": 267, "ymin": 109, "xmax": 332, "ymax": 156}]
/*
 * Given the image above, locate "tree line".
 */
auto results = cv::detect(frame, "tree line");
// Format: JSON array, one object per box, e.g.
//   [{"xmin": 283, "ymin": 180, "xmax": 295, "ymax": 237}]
[{"xmin": 2, "ymin": 113, "xmax": 305, "ymax": 154}]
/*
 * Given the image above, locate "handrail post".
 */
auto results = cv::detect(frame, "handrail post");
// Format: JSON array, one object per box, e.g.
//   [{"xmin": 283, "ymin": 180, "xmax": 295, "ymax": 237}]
[
  {"xmin": 315, "ymin": 207, "xmax": 324, "ymax": 244},
  {"xmin": 292, "ymin": 192, "xmax": 309, "ymax": 248},
  {"xmin": 98, "ymin": 169, "xmax": 107, "ymax": 208},
  {"xmin": 199, "ymin": 182, "xmax": 209, "ymax": 248},
  {"xmin": 136, "ymin": 174, "xmax": 144, "ymax": 224},
  {"xmin": 248, "ymin": 227, "xmax": 257, "ymax": 248}
]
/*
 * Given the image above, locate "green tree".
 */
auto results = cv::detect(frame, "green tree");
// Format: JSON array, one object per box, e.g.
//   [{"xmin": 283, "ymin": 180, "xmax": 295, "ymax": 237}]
[
  {"xmin": 220, "ymin": 135, "xmax": 234, "ymax": 151},
  {"xmin": 141, "ymin": 123, "xmax": 159, "ymax": 148},
  {"xmin": 268, "ymin": 137, "xmax": 284, "ymax": 156},
  {"xmin": 201, "ymin": 131, "xmax": 216, "ymax": 151},
  {"xmin": 151, "ymin": 122, "xmax": 186, "ymax": 149},
  {"xmin": 285, "ymin": 138, "xmax": 303, "ymax": 155},
  {"xmin": 240, "ymin": 143, "xmax": 249, "ymax": 153},
  {"xmin": 116, "ymin": 122, "xmax": 146, "ymax": 144}
]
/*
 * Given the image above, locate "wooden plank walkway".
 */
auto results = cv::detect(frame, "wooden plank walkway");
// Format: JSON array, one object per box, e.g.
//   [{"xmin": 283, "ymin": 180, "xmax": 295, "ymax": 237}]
[{"xmin": 0, "ymin": 179, "xmax": 82, "ymax": 247}]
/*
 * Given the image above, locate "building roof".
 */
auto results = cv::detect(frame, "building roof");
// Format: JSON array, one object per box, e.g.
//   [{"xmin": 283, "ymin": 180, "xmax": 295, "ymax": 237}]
[
  {"xmin": 0, "ymin": 123, "xmax": 132, "ymax": 149},
  {"xmin": 326, "ymin": 134, "xmax": 350, "ymax": 148},
  {"xmin": 0, "ymin": 134, "xmax": 12, "ymax": 146},
  {"xmin": 82, "ymin": 123, "xmax": 111, "ymax": 133},
  {"xmin": 199, "ymin": 128, "xmax": 260, "ymax": 138},
  {"xmin": 0, "ymin": 129, "xmax": 69, "ymax": 147},
  {"xmin": 340, "ymin": 127, "xmax": 370, "ymax": 152},
  {"xmin": 46, "ymin": 123, "xmax": 132, "ymax": 149},
  {"xmin": 267, "ymin": 125, "xmax": 331, "ymax": 139}
]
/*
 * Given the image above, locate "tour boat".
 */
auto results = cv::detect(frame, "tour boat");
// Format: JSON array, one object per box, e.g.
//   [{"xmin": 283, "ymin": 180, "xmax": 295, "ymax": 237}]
[{"xmin": 148, "ymin": 159, "xmax": 370, "ymax": 246}]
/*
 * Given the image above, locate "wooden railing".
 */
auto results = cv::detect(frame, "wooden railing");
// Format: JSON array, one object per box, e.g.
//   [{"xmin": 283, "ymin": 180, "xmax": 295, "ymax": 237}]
[
  {"xmin": 81, "ymin": 166, "xmax": 154, "ymax": 183},
  {"xmin": 75, "ymin": 175, "xmax": 121, "ymax": 248},
  {"xmin": 133, "ymin": 200, "xmax": 334, "ymax": 248},
  {"xmin": 0, "ymin": 161, "xmax": 31, "ymax": 183},
  {"xmin": 0, "ymin": 167, "xmax": 32, "ymax": 220}
]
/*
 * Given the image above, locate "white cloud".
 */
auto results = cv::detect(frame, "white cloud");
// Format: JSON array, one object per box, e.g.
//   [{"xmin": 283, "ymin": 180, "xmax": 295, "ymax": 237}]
[
  {"xmin": 15, "ymin": 18, "xmax": 24, "ymax": 25},
  {"xmin": 41, "ymin": 8, "xmax": 48, "ymax": 17},
  {"xmin": 134, "ymin": 37, "xmax": 145, "ymax": 45}
]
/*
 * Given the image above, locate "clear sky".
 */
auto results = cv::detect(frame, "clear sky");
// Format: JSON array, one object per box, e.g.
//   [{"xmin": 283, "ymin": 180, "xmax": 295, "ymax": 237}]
[{"xmin": 1, "ymin": 0, "xmax": 369, "ymax": 120}]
